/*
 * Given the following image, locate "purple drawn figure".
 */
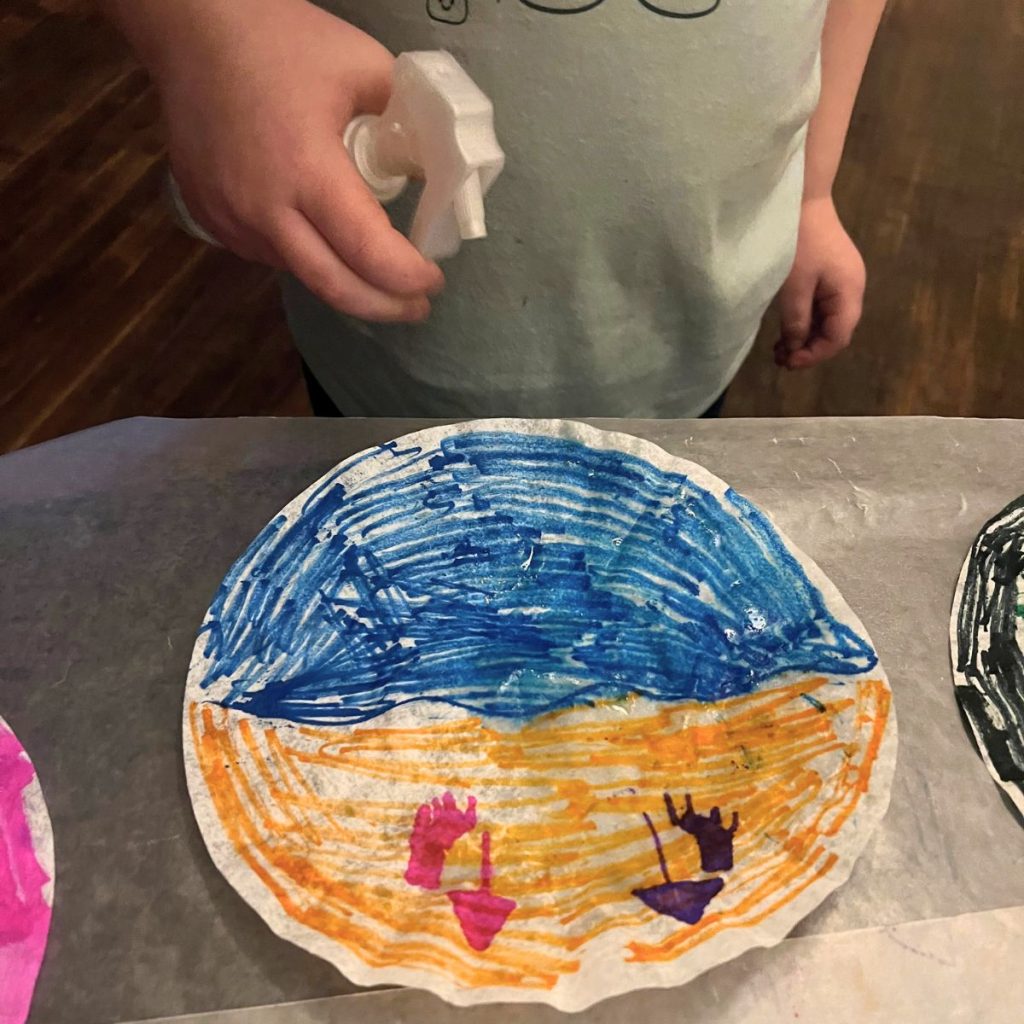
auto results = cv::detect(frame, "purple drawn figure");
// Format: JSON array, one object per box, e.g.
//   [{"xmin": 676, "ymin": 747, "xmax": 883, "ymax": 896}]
[
  {"xmin": 632, "ymin": 812, "xmax": 724, "ymax": 925},
  {"xmin": 446, "ymin": 831, "xmax": 517, "ymax": 951},
  {"xmin": 404, "ymin": 792, "xmax": 477, "ymax": 890},
  {"xmin": 665, "ymin": 792, "xmax": 739, "ymax": 872}
]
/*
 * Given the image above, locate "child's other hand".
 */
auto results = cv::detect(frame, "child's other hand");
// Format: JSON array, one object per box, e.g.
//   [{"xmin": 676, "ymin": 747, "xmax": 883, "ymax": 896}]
[
  {"xmin": 773, "ymin": 197, "xmax": 866, "ymax": 370},
  {"xmin": 151, "ymin": 0, "xmax": 443, "ymax": 322}
]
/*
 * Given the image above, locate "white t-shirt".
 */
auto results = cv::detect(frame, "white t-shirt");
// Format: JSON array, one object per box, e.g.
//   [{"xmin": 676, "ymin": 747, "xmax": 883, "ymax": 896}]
[{"xmin": 285, "ymin": 0, "xmax": 827, "ymax": 416}]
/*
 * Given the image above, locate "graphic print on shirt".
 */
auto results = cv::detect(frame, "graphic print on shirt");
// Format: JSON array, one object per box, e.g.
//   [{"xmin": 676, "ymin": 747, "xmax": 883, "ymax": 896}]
[
  {"xmin": 427, "ymin": 0, "xmax": 469, "ymax": 24},
  {"xmin": 426, "ymin": 0, "xmax": 721, "ymax": 25}
]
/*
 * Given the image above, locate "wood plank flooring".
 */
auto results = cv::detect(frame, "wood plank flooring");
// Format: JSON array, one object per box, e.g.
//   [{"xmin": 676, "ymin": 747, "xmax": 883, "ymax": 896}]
[{"xmin": 1, "ymin": 0, "xmax": 1021, "ymax": 454}]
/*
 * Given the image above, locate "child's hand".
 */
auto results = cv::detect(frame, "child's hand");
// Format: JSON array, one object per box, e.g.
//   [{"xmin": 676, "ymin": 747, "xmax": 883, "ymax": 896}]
[
  {"xmin": 773, "ymin": 197, "xmax": 866, "ymax": 370},
  {"xmin": 148, "ymin": 0, "xmax": 443, "ymax": 322}
]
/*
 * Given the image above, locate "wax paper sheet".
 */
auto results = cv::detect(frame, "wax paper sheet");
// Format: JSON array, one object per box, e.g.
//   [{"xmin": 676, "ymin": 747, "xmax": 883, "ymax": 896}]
[
  {"xmin": 122, "ymin": 906, "xmax": 1024, "ymax": 1024},
  {"xmin": 3, "ymin": 416, "xmax": 1022, "ymax": 1024}
]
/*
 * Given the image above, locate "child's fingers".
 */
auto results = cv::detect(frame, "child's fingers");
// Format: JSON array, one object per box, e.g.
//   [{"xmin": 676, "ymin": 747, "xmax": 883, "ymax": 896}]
[
  {"xmin": 785, "ymin": 291, "xmax": 861, "ymax": 369},
  {"xmin": 785, "ymin": 335, "xmax": 842, "ymax": 369},
  {"xmin": 777, "ymin": 272, "xmax": 816, "ymax": 353},
  {"xmin": 299, "ymin": 151, "xmax": 445, "ymax": 299},
  {"xmin": 270, "ymin": 208, "xmax": 430, "ymax": 323}
]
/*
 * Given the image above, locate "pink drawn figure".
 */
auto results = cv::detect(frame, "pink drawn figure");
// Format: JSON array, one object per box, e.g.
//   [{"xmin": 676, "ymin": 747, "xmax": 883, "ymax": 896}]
[
  {"xmin": 446, "ymin": 831, "xmax": 517, "ymax": 952},
  {"xmin": 404, "ymin": 791, "xmax": 477, "ymax": 890},
  {"xmin": 1, "ymin": 721, "xmax": 53, "ymax": 1024}
]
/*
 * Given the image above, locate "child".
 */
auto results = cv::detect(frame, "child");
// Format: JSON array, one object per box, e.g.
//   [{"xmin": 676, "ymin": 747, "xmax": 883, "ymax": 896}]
[{"xmin": 101, "ymin": 0, "xmax": 885, "ymax": 417}]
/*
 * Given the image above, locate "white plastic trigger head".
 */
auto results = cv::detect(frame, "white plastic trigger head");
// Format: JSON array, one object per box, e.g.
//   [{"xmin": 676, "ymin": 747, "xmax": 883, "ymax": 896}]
[{"xmin": 344, "ymin": 52, "xmax": 505, "ymax": 261}]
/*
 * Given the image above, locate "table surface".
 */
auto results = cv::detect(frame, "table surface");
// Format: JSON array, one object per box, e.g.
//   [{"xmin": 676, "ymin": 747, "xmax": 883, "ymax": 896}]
[{"xmin": 2, "ymin": 416, "xmax": 1023, "ymax": 1024}]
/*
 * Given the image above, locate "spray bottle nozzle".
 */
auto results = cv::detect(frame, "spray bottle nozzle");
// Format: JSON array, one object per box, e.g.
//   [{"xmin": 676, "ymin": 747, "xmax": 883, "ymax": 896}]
[{"xmin": 343, "ymin": 51, "xmax": 505, "ymax": 261}]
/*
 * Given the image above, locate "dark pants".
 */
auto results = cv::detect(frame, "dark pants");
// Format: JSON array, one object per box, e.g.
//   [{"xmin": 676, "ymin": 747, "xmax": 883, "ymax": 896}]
[
  {"xmin": 302, "ymin": 362, "xmax": 727, "ymax": 419},
  {"xmin": 302, "ymin": 363, "xmax": 345, "ymax": 417}
]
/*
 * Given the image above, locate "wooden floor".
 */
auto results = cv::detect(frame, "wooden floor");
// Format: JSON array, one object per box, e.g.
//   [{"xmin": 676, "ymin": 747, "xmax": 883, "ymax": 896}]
[{"xmin": 1, "ymin": 0, "xmax": 1021, "ymax": 454}]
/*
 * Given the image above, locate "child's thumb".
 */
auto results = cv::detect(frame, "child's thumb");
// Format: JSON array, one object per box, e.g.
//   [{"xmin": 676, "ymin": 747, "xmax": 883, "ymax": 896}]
[{"xmin": 348, "ymin": 45, "xmax": 396, "ymax": 116}]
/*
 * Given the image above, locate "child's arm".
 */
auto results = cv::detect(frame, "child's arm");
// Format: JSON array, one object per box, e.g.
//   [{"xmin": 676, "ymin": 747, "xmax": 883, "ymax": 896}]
[
  {"xmin": 775, "ymin": 0, "xmax": 888, "ymax": 371},
  {"xmin": 100, "ymin": 0, "xmax": 443, "ymax": 322}
]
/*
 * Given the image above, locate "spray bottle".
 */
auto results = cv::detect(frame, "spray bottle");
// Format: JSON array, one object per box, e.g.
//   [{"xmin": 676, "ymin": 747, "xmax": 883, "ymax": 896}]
[{"xmin": 166, "ymin": 51, "xmax": 505, "ymax": 262}]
